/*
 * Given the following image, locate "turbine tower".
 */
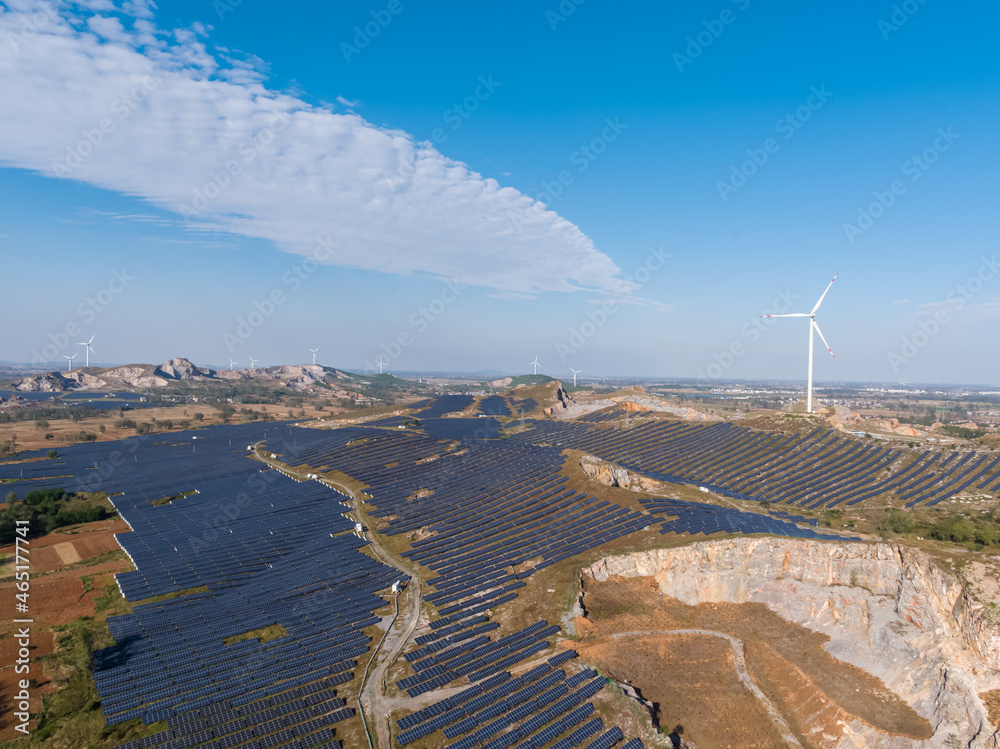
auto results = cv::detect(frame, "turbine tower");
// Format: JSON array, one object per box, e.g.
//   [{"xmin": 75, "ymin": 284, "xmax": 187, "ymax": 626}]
[
  {"xmin": 228, "ymin": 358, "xmax": 236, "ymax": 370},
  {"xmin": 248, "ymin": 356, "xmax": 259, "ymax": 369},
  {"xmin": 570, "ymin": 367, "xmax": 582, "ymax": 387},
  {"xmin": 763, "ymin": 273, "xmax": 837, "ymax": 414},
  {"xmin": 377, "ymin": 355, "xmax": 387, "ymax": 374},
  {"xmin": 78, "ymin": 335, "xmax": 95, "ymax": 367},
  {"xmin": 62, "ymin": 353, "xmax": 77, "ymax": 371},
  {"xmin": 530, "ymin": 356, "xmax": 540, "ymax": 375},
  {"xmin": 308, "ymin": 347, "xmax": 319, "ymax": 365}
]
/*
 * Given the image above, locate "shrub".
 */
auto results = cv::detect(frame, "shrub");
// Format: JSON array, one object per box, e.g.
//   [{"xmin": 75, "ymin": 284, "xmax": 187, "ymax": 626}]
[{"xmin": 877, "ymin": 508, "xmax": 915, "ymax": 535}]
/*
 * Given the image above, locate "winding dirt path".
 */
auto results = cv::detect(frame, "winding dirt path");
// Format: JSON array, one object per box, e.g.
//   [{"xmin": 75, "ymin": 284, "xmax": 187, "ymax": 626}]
[
  {"xmin": 254, "ymin": 452, "xmax": 426, "ymax": 749},
  {"xmin": 594, "ymin": 629, "xmax": 803, "ymax": 749},
  {"xmin": 318, "ymin": 476, "xmax": 425, "ymax": 749}
]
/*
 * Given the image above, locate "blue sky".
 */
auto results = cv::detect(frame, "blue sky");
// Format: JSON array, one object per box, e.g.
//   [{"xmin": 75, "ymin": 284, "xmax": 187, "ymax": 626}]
[{"xmin": 1, "ymin": 0, "xmax": 998, "ymax": 383}]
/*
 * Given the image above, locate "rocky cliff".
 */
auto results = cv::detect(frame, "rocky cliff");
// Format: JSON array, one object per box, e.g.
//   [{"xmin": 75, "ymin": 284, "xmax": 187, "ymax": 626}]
[
  {"xmin": 584, "ymin": 538, "xmax": 1000, "ymax": 748},
  {"xmin": 578, "ymin": 454, "xmax": 666, "ymax": 493}
]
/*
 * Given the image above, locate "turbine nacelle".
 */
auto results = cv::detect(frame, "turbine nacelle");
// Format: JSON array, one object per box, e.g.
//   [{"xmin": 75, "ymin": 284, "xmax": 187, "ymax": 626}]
[{"xmin": 762, "ymin": 273, "xmax": 838, "ymax": 413}]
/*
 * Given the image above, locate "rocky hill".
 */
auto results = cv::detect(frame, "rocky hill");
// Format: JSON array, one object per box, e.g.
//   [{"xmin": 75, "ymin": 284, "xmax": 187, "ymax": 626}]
[
  {"xmin": 10, "ymin": 358, "xmax": 343, "ymax": 393},
  {"xmin": 584, "ymin": 538, "xmax": 1000, "ymax": 748}
]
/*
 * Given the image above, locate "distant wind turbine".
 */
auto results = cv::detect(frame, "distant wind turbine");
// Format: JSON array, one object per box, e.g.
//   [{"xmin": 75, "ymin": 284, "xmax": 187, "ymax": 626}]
[
  {"xmin": 570, "ymin": 367, "xmax": 582, "ymax": 387},
  {"xmin": 78, "ymin": 335, "xmax": 95, "ymax": 367},
  {"xmin": 762, "ymin": 273, "xmax": 838, "ymax": 414},
  {"xmin": 530, "ymin": 356, "xmax": 540, "ymax": 375},
  {"xmin": 308, "ymin": 347, "xmax": 319, "ymax": 365},
  {"xmin": 62, "ymin": 353, "xmax": 77, "ymax": 371},
  {"xmin": 228, "ymin": 357, "xmax": 236, "ymax": 370},
  {"xmin": 377, "ymin": 355, "xmax": 387, "ymax": 374},
  {"xmin": 248, "ymin": 356, "xmax": 259, "ymax": 369}
]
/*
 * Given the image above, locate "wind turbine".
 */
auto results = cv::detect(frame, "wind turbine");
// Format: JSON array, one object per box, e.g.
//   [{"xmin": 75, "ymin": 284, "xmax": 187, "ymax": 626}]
[
  {"xmin": 570, "ymin": 367, "xmax": 582, "ymax": 387},
  {"xmin": 228, "ymin": 357, "xmax": 236, "ymax": 371},
  {"xmin": 62, "ymin": 353, "xmax": 77, "ymax": 372},
  {"xmin": 530, "ymin": 356, "xmax": 540, "ymax": 375},
  {"xmin": 763, "ymin": 273, "xmax": 837, "ymax": 414},
  {"xmin": 248, "ymin": 356, "xmax": 259, "ymax": 369},
  {"xmin": 308, "ymin": 347, "xmax": 319, "ymax": 365},
  {"xmin": 376, "ymin": 355, "xmax": 387, "ymax": 375},
  {"xmin": 78, "ymin": 335, "xmax": 95, "ymax": 367}
]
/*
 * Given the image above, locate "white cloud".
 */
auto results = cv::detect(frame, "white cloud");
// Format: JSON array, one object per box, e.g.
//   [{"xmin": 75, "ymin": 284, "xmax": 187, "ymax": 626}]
[
  {"xmin": 0, "ymin": 1, "xmax": 625, "ymax": 294},
  {"xmin": 336, "ymin": 95, "xmax": 361, "ymax": 108}
]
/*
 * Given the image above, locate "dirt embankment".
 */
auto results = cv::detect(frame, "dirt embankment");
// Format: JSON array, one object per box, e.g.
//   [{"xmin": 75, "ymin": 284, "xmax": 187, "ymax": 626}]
[{"xmin": 580, "ymin": 538, "xmax": 1000, "ymax": 749}]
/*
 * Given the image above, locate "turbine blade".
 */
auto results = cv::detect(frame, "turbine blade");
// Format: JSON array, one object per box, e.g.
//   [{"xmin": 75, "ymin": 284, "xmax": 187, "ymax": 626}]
[
  {"xmin": 810, "ymin": 272, "xmax": 839, "ymax": 315},
  {"xmin": 812, "ymin": 320, "xmax": 835, "ymax": 357},
  {"xmin": 761, "ymin": 313, "xmax": 810, "ymax": 318}
]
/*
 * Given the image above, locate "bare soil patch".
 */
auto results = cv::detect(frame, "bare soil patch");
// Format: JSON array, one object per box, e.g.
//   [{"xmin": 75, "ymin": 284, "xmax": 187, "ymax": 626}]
[{"xmin": 579, "ymin": 575, "xmax": 932, "ymax": 746}]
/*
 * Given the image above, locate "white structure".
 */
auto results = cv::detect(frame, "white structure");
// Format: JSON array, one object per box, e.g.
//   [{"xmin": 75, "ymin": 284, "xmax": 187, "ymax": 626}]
[
  {"xmin": 62, "ymin": 353, "xmax": 77, "ymax": 371},
  {"xmin": 248, "ymin": 356, "xmax": 259, "ymax": 368},
  {"xmin": 391, "ymin": 580, "xmax": 402, "ymax": 594},
  {"xmin": 376, "ymin": 355, "xmax": 387, "ymax": 374},
  {"xmin": 228, "ymin": 357, "xmax": 236, "ymax": 370},
  {"xmin": 762, "ymin": 273, "xmax": 838, "ymax": 413},
  {"xmin": 530, "ymin": 356, "xmax": 540, "ymax": 375},
  {"xmin": 570, "ymin": 367, "xmax": 582, "ymax": 387},
  {"xmin": 308, "ymin": 347, "xmax": 319, "ymax": 365},
  {"xmin": 78, "ymin": 335, "xmax": 95, "ymax": 367}
]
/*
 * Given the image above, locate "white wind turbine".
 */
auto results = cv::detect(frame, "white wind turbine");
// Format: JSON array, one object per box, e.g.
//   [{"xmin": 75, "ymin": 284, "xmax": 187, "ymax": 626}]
[
  {"xmin": 570, "ymin": 367, "xmax": 582, "ymax": 387},
  {"xmin": 530, "ymin": 356, "xmax": 540, "ymax": 375},
  {"xmin": 228, "ymin": 357, "xmax": 236, "ymax": 371},
  {"xmin": 376, "ymin": 355, "xmax": 387, "ymax": 374},
  {"xmin": 62, "ymin": 353, "xmax": 77, "ymax": 371},
  {"xmin": 308, "ymin": 347, "xmax": 319, "ymax": 365},
  {"xmin": 763, "ymin": 273, "xmax": 838, "ymax": 414},
  {"xmin": 78, "ymin": 335, "xmax": 95, "ymax": 367},
  {"xmin": 248, "ymin": 356, "xmax": 259, "ymax": 369}
]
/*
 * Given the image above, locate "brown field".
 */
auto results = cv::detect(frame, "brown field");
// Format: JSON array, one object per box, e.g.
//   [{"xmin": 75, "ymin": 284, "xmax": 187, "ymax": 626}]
[
  {"xmin": 1, "ymin": 401, "xmax": 333, "ymax": 453},
  {"xmin": 0, "ymin": 519, "xmax": 134, "ymax": 742},
  {"xmin": 577, "ymin": 575, "xmax": 933, "ymax": 748},
  {"xmin": 578, "ymin": 634, "xmax": 786, "ymax": 749},
  {"xmin": 982, "ymin": 690, "xmax": 1000, "ymax": 731}
]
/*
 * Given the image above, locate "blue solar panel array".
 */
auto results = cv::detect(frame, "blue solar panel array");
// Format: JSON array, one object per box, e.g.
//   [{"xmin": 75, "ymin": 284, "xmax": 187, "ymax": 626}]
[
  {"xmin": 510, "ymin": 418, "xmax": 1000, "ymax": 508},
  {"xmin": 1, "ymin": 421, "xmax": 392, "ymax": 749}
]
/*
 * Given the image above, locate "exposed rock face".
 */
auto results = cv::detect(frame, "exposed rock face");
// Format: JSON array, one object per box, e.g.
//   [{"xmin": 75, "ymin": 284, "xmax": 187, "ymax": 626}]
[
  {"xmin": 154, "ymin": 357, "xmax": 212, "ymax": 380},
  {"xmin": 584, "ymin": 538, "xmax": 1000, "ymax": 748},
  {"xmin": 579, "ymin": 455, "xmax": 665, "ymax": 493},
  {"xmin": 14, "ymin": 372, "xmax": 72, "ymax": 391}
]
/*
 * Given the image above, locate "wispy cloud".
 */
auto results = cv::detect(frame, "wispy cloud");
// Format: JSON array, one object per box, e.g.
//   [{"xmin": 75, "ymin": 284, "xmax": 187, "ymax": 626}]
[
  {"xmin": 336, "ymin": 95, "xmax": 361, "ymax": 108},
  {"xmin": 0, "ymin": 1, "xmax": 625, "ymax": 295}
]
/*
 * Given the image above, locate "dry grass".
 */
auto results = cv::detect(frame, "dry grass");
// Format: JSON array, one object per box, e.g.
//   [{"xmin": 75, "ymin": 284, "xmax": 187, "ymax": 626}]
[
  {"xmin": 980, "ymin": 690, "xmax": 1000, "ymax": 730},
  {"xmin": 578, "ymin": 634, "xmax": 785, "ymax": 749},
  {"xmin": 579, "ymin": 575, "xmax": 933, "ymax": 746}
]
